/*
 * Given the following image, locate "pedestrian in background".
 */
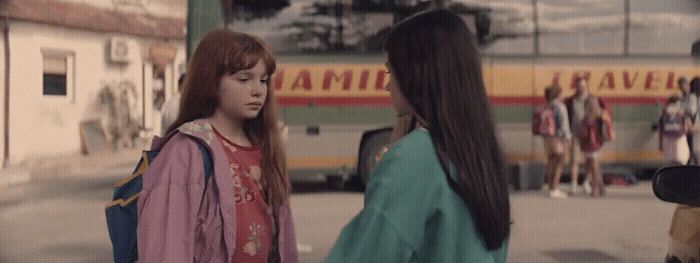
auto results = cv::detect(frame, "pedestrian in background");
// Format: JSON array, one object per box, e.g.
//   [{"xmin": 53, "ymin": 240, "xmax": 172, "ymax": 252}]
[
  {"xmin": 565, "ymin": 76, "xmax": 608, "ymax": 194},
  {"xmin": 678, "ymin": 77, "xmax": 698, "ymax": 164},
  {"xmin": 691, "ymin": 77, "xmax": 700, "ymax": 160},
  {"xmin": 138, "ymin": 29, "xmax": 298, "ymax": 262},
  {"xmin": 160, "ymin": 73, "xmax": 185, "ymax": 136},
  {"xmin": 660, "ymin": 95, "xmax": 693, "ymax": 166},
  {"xmin": 327, "ymin": 9, "xmax": 510, "ymax": 262},
  {"xmin": 577, "ymin": 97, "xmax": 613, "ymax": 197},
  {"xmin": 538, "ymin": 86, "xmax": 572, "ymax": 199}
]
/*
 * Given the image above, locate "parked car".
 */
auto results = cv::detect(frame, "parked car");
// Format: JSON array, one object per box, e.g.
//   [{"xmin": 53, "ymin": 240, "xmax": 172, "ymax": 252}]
[{"xmin": 653, "ymin": 166, "xmax": 700, "ymax": 263}]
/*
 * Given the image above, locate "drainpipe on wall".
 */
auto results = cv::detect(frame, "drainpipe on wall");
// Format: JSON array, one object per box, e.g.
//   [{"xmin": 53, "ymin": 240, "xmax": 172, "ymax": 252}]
[{"xmin": 2, "ymin": 16, "xmax": 9, "ymax": 168}]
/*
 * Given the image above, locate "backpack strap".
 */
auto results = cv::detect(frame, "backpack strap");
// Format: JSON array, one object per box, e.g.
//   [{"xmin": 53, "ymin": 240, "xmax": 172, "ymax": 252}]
[
  {"xmin": 159, "ymin": 132, "xmax": 214, "ymax": 185},
  {"xmin": 196, "ymin": 142, "xmax": 214, "ymax": 185}
]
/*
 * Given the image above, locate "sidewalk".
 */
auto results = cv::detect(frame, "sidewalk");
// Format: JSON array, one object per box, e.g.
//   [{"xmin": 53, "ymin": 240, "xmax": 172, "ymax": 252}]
[{"xmin": 0, "ymin": 147, "xmax": 143, "ymax": 188}]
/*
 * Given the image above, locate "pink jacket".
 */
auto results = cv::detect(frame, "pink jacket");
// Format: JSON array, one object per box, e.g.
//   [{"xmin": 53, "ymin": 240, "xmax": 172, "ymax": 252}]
[{"xmin": 137, "ymin": 119, "xmax": 298, "ymax": 262}]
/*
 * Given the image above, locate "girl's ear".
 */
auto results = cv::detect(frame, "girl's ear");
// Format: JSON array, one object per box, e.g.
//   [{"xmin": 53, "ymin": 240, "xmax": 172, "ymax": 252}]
[{"xmin": 277, "ymin": 121, "xmax": 288, "ymax": 144}]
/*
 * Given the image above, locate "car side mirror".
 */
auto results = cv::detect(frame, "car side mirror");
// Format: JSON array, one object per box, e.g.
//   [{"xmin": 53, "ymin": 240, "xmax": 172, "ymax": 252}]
[{"xmin": 653, "ymin": 166, "xmax": 700, "ymax": 206}]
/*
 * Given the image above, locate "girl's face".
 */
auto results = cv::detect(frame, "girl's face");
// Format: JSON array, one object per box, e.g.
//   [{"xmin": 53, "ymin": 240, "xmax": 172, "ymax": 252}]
[
  {"xmin": 680, "ymin": 80, "xmax": 690, "ymax": 94},
  {"xmin": 385, "ymin": 61, "xmax": 413, "ymax": 117},
  {"xmin": 576, "ymin": 79, "xmax": 588, "ymax": 95},
  {"xmin": 217, "ymin": 59, "xmax": 269, "ymax": 121}
]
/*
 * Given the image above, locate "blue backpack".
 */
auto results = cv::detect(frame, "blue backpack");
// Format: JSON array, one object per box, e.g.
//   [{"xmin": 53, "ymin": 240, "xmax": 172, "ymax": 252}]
[{"xmin": 105, "ymin": 139, "xmax": 214, "ymax": 263}]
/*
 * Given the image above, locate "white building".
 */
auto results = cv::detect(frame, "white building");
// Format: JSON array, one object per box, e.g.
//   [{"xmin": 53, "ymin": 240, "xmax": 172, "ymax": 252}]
[{"xmin": 0, "ymin": 0, "xmax": 187, "ymax": 166}]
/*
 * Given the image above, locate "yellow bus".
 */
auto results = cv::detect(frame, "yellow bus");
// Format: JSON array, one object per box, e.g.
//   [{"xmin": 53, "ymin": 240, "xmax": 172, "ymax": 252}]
[{"xmin": 225, "ymin": 0, "xmax": 700, "ymax": 189}]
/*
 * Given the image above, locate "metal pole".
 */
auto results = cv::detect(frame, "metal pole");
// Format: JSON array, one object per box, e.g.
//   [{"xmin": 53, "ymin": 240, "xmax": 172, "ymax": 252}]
[
  {"xmin": 3, "ymin": 16, "xmax": 10, "ymax": 167},
  {"xmin": 532, "ymin": 0, "xmax": 540, "ymax": 55},
  {"xmin": 186, "ymin": 0, "xmax": 225, "ymax": 60},
  {"xmin": 334, "ymin": 0, "xmax": 344, "ymax": 50},
  {"xmin": 623, "ymin": 0, "xmax": 630, "ymax": 56},
  {"xmin": 186, "ymin": 0, "xmax": 192, "ymax": 59}
]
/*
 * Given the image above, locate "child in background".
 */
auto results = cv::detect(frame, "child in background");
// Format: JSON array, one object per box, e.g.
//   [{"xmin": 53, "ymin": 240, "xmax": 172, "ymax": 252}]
[
  {"xmin": 660, "ymin": 95, "xmax": 693, "ymax": 165},
  {"xmin": 578, "ymin": 97, "xmax": 613, "ymax": 197},
  {"xmin": 539, "ymin": 86, "xmax": 572, "ymax": 198}
]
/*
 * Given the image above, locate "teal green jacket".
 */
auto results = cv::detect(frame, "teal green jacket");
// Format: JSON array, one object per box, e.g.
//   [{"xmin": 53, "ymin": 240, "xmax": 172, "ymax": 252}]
[{"xmin": 327, "ymin": 129, "xmax": 509, "ymax": 263}]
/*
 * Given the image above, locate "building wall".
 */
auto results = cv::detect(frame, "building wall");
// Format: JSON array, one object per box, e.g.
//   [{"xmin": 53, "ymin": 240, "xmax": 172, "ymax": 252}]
[
  {"xmin": 57, "ymin": 0, "xmax": 114, "ymax": 9},
  {"xmin": 57, "ymin": 0, "xmax": 187, "ymax": 19},
  {"xmin": 58, "ymin": 0, "xmax": 187, "ymax": 19},
  {"xmin": 6, "ymin": 21, "xmax": 185, "ymax": 163},
  {"xmin": 146, "ymin": 1, "xmax": 187, "ymax": 19}
]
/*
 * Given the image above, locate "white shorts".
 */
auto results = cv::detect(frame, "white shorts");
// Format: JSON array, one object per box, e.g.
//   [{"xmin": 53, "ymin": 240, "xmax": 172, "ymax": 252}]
[
  {"xmin": 663, "ymin": 136, "xmax": 690, "ymax": 164},
  {"xmin": 584, "ymin": 151, "xmax": 599, "ymax": 159}
]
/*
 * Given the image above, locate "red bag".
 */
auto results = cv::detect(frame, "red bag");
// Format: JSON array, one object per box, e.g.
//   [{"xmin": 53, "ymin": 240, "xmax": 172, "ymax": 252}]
[
  {"xmin": 598, "ymin": 114, "xmax": 615, "ymax": 143},
  {"xmin": 532, "ymin": 106, "xmax": 556, "ymax": 136}
]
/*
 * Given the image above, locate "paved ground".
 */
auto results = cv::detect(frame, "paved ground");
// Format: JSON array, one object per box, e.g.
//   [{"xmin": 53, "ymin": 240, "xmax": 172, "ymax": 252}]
[
  {"xmin": 293, "ymin": 183, "xmax": 678, "ymax": 263},
  {"xmin": 507, "ymin": 185, "xmax": 676, "ymax": 263},
  {"xmin": 0, "ymin": 150, "xmax": 680, "ymax": 262}
]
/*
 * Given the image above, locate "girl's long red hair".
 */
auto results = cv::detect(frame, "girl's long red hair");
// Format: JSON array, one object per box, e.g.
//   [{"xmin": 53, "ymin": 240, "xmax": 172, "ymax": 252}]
[{"xmin": 167, "ymin": 29, "xmax": 290, "ymax": 205}]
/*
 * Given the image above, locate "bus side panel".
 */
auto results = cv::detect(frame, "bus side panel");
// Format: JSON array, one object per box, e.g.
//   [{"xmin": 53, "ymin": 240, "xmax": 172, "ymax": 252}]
[{"xmin": 490, "ymin": 58, "xmax": 537, "ymax": 162}]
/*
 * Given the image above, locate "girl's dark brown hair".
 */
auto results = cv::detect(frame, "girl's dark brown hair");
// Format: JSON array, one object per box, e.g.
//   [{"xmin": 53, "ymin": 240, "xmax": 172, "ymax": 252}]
[
  {"xmin": 691, "ymin": 77, "xmax": 700, "ymax": 95},
  {"xmin": 167, "ymin": 29, "xmax": 290, "ymax": 205},
  {"xmin": 384, "ymin": 9, "xmax": 510, "ymax": 250},
  {"xmin": 545, "ymin": 86, "xmax": 562, "ymax": 102}
]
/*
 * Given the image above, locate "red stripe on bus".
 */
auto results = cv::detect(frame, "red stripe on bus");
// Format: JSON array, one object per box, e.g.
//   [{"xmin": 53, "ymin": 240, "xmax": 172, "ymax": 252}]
[
  {"xmin": 277, "ymin": 97, "xmax": 392, "ymax": 106},
  {"xmin": 490, "ymin": 97, "xmax": 546, "ymax": 105},
  {"xmin": 277, "ymin": 96, "xmax": 667, "ymax": 106},
  {"xmin": 490, "ymin": 96, "xmax": 667, "ymax": 105}
]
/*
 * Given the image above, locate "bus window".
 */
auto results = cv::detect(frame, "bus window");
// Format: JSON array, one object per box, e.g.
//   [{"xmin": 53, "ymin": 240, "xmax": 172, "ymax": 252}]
[
  {"xmin": 467, "ymin": 0, "xmax": 536, "ymax": 56},
  {"xmin": 628, "ymin": 0, "xmax": 700, "ymax": 55},
  {"xmin": 228, "ymin": 0, "xmax": 393, "ymax": 56},
  {"xmin": 538, "ymin": 0, "xmax": 625, "ymax": 55},
  {"xmin": 458, "ymin": 0, "xmax": 699, "ymax": 57}
]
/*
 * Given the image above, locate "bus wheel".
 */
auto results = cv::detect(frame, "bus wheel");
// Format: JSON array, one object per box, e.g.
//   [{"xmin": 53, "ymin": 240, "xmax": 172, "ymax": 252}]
[
  {"xmin": 357, "ymin": 128, "xmax": 393, "ymax": 186},
  {"xmin": 326, "ymin": 175, "xmax": 346, "ymax": 191}
]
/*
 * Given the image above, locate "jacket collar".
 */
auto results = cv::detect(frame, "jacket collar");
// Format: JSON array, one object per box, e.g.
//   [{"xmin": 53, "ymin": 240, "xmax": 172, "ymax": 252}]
[
  {"xmin": 150, "ymin": 118, "xmax": 216, "ymax": 150},
  {"xmin": 177, "ymin": 118, "xmax": 216, "ymax": 146}
]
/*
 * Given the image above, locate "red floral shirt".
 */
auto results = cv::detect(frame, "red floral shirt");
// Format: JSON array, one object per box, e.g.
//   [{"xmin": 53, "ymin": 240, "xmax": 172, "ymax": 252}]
[{"xmin": 213, "ymin": 129, "xmax": 273, "ymax": 263}]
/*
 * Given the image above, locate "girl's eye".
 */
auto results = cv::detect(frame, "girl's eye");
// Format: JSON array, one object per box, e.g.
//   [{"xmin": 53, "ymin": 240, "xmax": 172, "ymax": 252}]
[{"xmin": 237, "ymin": 77, "xmax": 250, "ymax": 82}]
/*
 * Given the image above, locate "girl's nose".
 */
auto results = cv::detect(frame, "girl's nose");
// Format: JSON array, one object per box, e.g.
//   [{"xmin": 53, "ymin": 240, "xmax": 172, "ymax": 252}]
[{"xmin": 251, "ymin": 82, "xmax": 265, "ymax": 97}]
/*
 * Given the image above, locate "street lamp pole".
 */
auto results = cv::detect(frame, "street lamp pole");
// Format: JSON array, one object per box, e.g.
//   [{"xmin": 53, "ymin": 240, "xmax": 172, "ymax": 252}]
[{"xmin": 532, "ymin": 0, "xmax": 540, "ymax": 56}]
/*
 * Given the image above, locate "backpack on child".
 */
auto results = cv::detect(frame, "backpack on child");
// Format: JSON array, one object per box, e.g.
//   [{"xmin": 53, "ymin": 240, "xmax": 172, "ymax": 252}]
[
  {"xmin": 661, "ymin": 105, "xmax": 690, "ymax": 139},
  {"xmin": 532, "ymin": 106, "xmax": 557, "ymax": 136},
  {"xmin": 598, "ymin": 113, "xmax": 615, "ymax": 143},
  {"xmin": 105, "ymin": 136, "xmax": 213, "ymax": 263}
]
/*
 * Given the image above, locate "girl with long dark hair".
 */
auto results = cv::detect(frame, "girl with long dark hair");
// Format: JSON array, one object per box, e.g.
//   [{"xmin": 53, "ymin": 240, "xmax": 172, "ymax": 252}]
[{"xmin": 327, "ymin": 9, "xmax": 510, "ymax": 262}]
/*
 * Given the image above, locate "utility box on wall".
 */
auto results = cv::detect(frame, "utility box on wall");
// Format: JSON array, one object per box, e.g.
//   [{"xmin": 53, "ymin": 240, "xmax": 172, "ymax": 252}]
[{"xmin": 109, "ymin": 37, "xmax": 135, "ymax": 64}]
